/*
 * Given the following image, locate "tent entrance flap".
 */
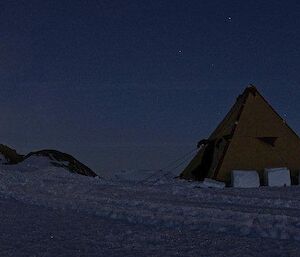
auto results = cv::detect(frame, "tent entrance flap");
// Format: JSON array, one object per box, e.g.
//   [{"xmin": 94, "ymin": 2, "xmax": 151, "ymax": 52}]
[{"xmin": 192, "ymin": 140, "xmax": 215, "ymax": 180}]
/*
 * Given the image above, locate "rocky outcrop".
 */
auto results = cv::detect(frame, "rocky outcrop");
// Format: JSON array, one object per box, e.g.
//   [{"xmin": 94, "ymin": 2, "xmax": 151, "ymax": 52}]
[
  {"xmin": 0, "ymin": 144, "xmax": 24, "ymax": 164},
  {"xmin": 24, "ymin": 150, "xmax": 98, "ymax": 177},
  {"xmin": 0, "ymin": 144, "xmax": 98, "ymax": 177}
]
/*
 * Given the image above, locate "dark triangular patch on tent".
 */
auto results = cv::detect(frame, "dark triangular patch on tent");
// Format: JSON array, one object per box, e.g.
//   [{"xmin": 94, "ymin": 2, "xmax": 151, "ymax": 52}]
[{"xmin": 257, "ymin": 137, "xmax": 278, "ymax": 147}]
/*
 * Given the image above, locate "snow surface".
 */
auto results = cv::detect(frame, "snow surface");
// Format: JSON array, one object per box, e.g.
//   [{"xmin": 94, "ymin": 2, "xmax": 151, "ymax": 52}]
[
  {"xmin": 264, "ymin": 167, "xmax": 291, "ymax": 187},
  {"xmin": 231, "ymin": 170, "xmax": 260, "ymax": 188},
  {"xmin": 106, "ymin": 168, "xmax": 175, "ymax": 184},
  {"xmin": 1, "ymin": 162, "xmax": 300, "ymax": 256}
]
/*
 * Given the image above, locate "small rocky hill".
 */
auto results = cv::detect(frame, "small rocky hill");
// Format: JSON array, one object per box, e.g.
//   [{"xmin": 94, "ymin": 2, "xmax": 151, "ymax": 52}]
[
  {"xmin": 24, "ymin": 150, "xmax": 97, "ymax": 177},
  {"xmin": 0, "ymin": 144, "xmax": 24, "ymax": 164},
  {"xmin": 0, "ymin": 144, "xmax": 97, "ymax": 177}
]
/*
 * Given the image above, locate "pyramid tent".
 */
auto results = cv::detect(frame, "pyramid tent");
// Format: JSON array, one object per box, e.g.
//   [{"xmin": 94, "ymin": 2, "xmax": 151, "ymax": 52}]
[{"xmin": 180, "ymin": 85, "xmax": 300, "ymax": 183}]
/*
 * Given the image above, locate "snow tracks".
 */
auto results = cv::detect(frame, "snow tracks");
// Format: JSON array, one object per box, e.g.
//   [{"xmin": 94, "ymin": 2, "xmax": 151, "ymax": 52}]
[{"xmin": 1, "ymin": 168, "xmax": 300, "ymax": 241}]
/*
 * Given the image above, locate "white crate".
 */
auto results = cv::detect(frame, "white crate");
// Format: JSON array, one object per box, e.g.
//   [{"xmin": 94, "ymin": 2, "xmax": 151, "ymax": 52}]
[
  {"xmin": 231, "ymin": 170, "xmax": 260, "ymax": 188},
  {"xmin": 264, "ymin": 167, "xmax": 291, "ymax": 187}
]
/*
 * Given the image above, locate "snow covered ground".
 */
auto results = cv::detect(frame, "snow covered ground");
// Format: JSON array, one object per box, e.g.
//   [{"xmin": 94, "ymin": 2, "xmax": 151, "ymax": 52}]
[{"xmin": 1, "ymin": 161, "xmax": 300, "ymax": 256}]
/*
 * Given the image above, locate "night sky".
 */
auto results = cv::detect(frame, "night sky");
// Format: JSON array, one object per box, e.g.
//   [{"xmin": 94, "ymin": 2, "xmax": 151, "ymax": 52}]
[{"xmin": 1, "ymin": 0, "xmax": 300, "ymax": 175}]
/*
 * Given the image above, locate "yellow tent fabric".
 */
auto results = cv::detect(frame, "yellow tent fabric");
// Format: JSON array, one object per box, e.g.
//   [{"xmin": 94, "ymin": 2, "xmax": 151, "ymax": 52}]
[{"xmin": 180, "ymin": 85, "xmax": 300, "ymax": 183}]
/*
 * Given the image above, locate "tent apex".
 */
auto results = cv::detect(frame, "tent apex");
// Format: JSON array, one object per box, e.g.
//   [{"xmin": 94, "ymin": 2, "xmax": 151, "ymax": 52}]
[
  {"xmin": 242, "ymin": 84, "xmax": 260, "ymax": 97},
  {"xmin": 246, "ymin": 84, "xmax": 258, "ymax": 91}
]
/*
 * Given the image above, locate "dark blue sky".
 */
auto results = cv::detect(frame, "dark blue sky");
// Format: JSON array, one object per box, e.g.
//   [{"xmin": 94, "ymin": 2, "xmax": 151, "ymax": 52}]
[{"xmin": 1, "ymin": 0, "xmax": 300, "ymax": 174}]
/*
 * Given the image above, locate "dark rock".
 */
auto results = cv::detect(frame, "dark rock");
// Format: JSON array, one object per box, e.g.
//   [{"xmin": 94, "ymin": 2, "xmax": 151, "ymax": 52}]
[
  {"xmin": 24, "ymin": 149, "xmax": 98, "ymax": 177},
  {"xmin": 0, "ymin": 144, "xmax": 24, "ymax": 164}
]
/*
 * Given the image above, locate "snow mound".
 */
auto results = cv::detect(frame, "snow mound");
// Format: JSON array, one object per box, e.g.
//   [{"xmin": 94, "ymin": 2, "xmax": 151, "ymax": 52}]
[
  {"xmin": 0, "ymin": 144, "xmax": 98, "ymax": 177},
  {"xmin": 23, "ymin": 150, "xmax": 98, "ymax": 177}
]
